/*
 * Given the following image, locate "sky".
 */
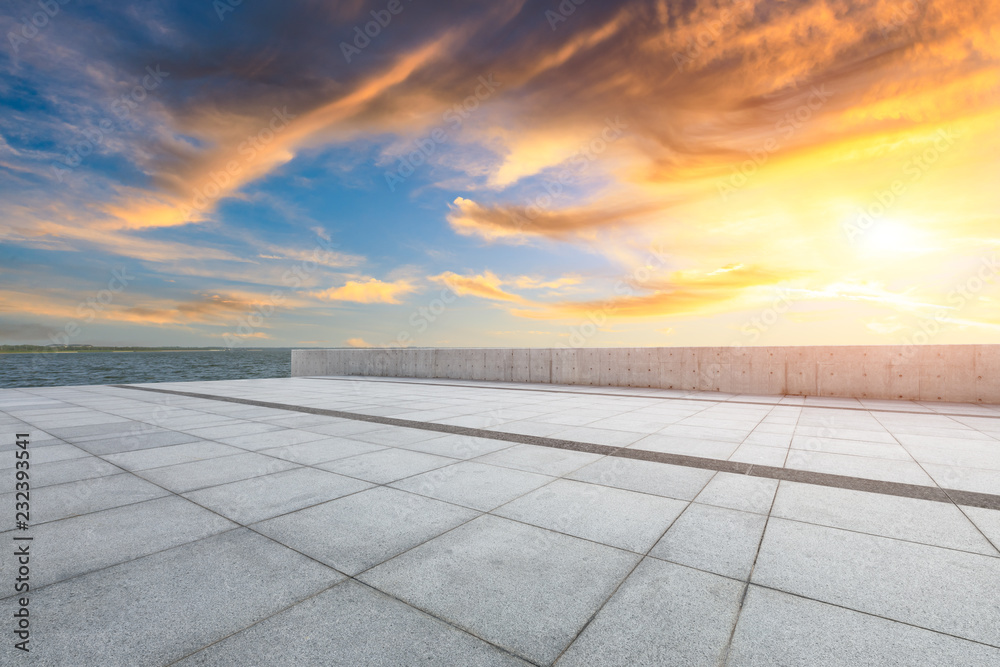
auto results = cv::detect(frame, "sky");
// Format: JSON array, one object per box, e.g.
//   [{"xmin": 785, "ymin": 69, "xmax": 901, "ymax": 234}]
[{"xmin": 1, "ymin": 0, "xmax": 998, "ymax": 349}]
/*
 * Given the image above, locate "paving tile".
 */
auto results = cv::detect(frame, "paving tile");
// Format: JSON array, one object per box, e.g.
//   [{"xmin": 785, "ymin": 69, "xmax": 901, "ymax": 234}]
[
  {"xmin": 961, "ymin": 506, "xmax": 1000, "ymax": 552},
  {"xmin": 317, "ymin": 448, "xmax": 455, "ymax": 484},
  {"xmin": 548, "ymin": 426, "xmax": 647, "ymax": 447},
  {"xmin": 391, "ymin": 461, "xmax": 553, "ymax": 511},
  {"xmin": 729, "ymin": 444, "xmax": 788, "ymax": 466},
  {"xmin": 494, "ymin": 478, "xmax": 686, "ymax": 552},
  {"xmin": 726, "ymin": 585, "xmax": 1000, "ymax": 666},
  {"xmin": 789, "ymin": 435, "xmax": 913, "ymax": 460},
  {"xmin": 896, "ymin": 437, "xmax": 1000, "ymax": 471},
  {"xmin": 434, "ymin": 414, "xmax": 519, "ymax": 428},
  {"xmin": 135, "ymin": 452, "xmax": 300, "ymax": 493},
  {"xmin": 566, "ymin": 457, "xmax": 715, "ymax": 500},
  {"xmin": 487, "ymin": 420, "xmax": 572, "ymax": 437},
  {"xmin": 396, "ymin": 433, "xmax": 515, "ymax": 459},
  {"xmin": 258, "ymin": 437, "xmax": 386, "ymax": 465},
  {"xmin": 533, "ymin": 411, "xmax": 610, "ymax": 426},
  {"xmin": 679, "ymin": 416, "xmax": 762, "ymax": 431},
  {"xmin": 176, "ymin": 581, "xmax": 530, "ymax": 666},
  {"xmin": 185, "ymin": 422, "xmax": 284, "ymax": 439},
  {"xmin": 921, "ymin": 463, "xmax": 1000, "ymax": 494},
  {"xmin": 695, "ymin": 472, "xmax": 779, "ymax": 515},
  {"xmin": 889, "ymin": 426, "xmax": 996, "ymax": 441},
  {"xmin": 772, "ymin": 481, "xmax": 999, "ymax": 555},
  {"xmin": 629, "ymin": 434, "xmax": 740, "ymax": 459},
  {"xmin": 75, "ymin": 430, "xmax": 205, "ymax": 455},
  {"xmin": 302, "ymin": 420, "xmax": 387, "ymax": 437},
  {"xmin": 784, "ymin": 449, "xmax": 935, "ymax": 485},
  {"xmin": 360, "ymin": 515, "xmax": 639, "ymax": 665},
  {"xmin": 0, "ymin": 473, "xmax": 170, "ymax": 532},
  {"xmin": 741, "ymin": 431, "xmax": 793, "ymax": 447},
  {"xmin": 184, "ymin": 467, "xmax": 372, "ymax": 524},
  {"xmin": 346, "ymin": 426, "xmax": 448, "ymax": 447},
  {"xmin": 24, "ymin": 414, "xmax": 130, "ymax": 428},
  {"xmin": 151, "ymin": 416, "xmax": 237, "ymax": 430},
  {"xmin": 23, "ymin": 529, "xmax": 342, "ymax": 666},
  {"xmin": 793, "ymin": 424, "xmax": 897, "ymax": 443},
  {"xmin": 752, "ymin": 422, "xmax": 797, "ymax": 435},
  {"xmin": 255, "ymin": 486, "xmax": 478, "ymax": 575},
  {"xmin": 41, "ymin": 421, "xmax": 144, "ymax": 440},
  {"xmin": 558, "ymin": 558, "xmax": 744, "ymax": 667},
  {"xmin": 650, "ymin": 503, "xmax": 767, "ymax": 580},
  {"xmin": 212, "ymin": 428, "xmax": 329, "ymax": 451},
  {"xmin": 31, "ymin": 456, "xmax": 122, "ymax": 488},
  {"xmin": 752, "ymin": 518, "xmax": 1000, "ymax": 646},
  {"xmin": 257, "ymin": 414, "xmax": 341, "ymax": 428},
  {"xmin": 657, "ymin": 424, "xmax": 750, "ymax": 443},
  {"xmin": 0, "ymin": 496, "xmax": 235, "ymax": 594},
  {"xmin": 474, "ymin": 444, "xmax": 602, "ymax": 476},
  {"xmin": 103, "ymin": 440, "xmax": 243, "ymax": 471}
]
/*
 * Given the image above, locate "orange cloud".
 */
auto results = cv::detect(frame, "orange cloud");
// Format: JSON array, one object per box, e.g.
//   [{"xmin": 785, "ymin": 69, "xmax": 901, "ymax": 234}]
[
  {"xmin": 345, "ymin": 337, "xmax": 372, "ymax": 347},
  {"xmin": 511, "ymin": 275, "xmax": 581, "ymax": 290},
  {"xmin": 447, "ymin": 197, "xmax": 663, "ymax": 242},
  {"xmin": 429, "ymin": 271, "xmax": 529, "ymax": 304},
  {"xmin": 512, "ymin": 264, "xmax": 804, "ymax": 320},
  {"xmin": 314, "ymin": 278, "xmax": 416, "ymax": 304}
]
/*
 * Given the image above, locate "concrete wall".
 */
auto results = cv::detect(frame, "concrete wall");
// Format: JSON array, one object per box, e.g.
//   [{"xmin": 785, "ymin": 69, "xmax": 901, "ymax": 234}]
[{"xmin": 291, "ymin": 346, "xmax": 1000, "ymax": 404}]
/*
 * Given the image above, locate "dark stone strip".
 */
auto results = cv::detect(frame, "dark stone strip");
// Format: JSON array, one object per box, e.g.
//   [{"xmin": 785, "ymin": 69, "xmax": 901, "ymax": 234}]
[
  {"xmin": 114, "ymin": 384, "xmax": 1000, "ymax": 511},
  {"xmin": 307, "ymin": 376, "xmax": 1000, "ymax": 420}
]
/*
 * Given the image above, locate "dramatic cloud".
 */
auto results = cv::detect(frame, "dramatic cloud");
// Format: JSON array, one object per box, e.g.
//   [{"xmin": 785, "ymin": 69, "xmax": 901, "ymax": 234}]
[{"xmin": 1, "ymin": 0, "xmax": 997, "ymax": 346}]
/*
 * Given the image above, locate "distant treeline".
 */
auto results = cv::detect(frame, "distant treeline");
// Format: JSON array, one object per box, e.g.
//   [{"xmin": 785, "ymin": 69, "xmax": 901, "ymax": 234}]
[{"xmin": 0, "ymin": 345, "xmax": 227, "ymax": 354}]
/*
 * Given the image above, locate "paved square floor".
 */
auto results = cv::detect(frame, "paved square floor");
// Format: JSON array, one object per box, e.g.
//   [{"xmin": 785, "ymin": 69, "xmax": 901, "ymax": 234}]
[{"xmin": 2, "ymin": 375, "xmax": 1000, "ymax": 665}]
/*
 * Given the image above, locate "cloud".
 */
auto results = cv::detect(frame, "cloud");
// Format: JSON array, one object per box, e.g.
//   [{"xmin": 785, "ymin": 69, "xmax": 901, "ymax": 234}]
[
  {"xmin": 345, "ymin": 337, "xmax": 371, "ymax": 347},
  {"xmin": 257, "ymin": 244, "xmax": 364, "ymax": 269},
  {"xmin": 446, "ymin": 197, "xmax": 664, "ymax": 243},
  {"xmin": 429, "ymin": 271, "xmax": 529, "ymax": 304},
  {"xmin": 512, "ymin": 264, "xmax": 804, "ymax": 320},
  {"xmin": 511, "ymin": 275, "xmax": 581, "ymax": 290},
  {"xmin": 314, "ymin": 278, "xmax": 416, "ymax": 304}
]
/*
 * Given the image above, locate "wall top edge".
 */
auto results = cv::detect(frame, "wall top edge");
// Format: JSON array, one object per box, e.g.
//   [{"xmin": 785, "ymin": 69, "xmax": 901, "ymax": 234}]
[{"xmin": 293, "ymin": 344, "xmax": 1000, "ymax": 352}]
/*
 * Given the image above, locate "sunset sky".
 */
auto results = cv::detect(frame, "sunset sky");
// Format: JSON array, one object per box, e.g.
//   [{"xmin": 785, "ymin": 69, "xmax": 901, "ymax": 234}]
[{"xmin": 1, "ymin": 0, "xmax": 998, "ymax": 348}]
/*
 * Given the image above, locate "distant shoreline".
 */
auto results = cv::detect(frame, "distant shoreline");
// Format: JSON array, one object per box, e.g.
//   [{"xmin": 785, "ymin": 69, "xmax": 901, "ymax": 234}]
[{"xmin": 1, "ymin": 348, "xmax": 232, "ymax": 354}]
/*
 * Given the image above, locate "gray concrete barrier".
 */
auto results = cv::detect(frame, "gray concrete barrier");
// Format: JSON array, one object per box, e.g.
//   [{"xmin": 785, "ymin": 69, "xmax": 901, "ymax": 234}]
[{"xmin": 291, "ymin": 346, "xmax": 1000, "ymax": 403}]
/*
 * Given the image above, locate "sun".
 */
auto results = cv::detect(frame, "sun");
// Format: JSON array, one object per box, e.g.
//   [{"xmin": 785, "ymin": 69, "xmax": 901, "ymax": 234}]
[{"xmin": 859, "ymin": 219, "xmax": 920, "ymax": 255}]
